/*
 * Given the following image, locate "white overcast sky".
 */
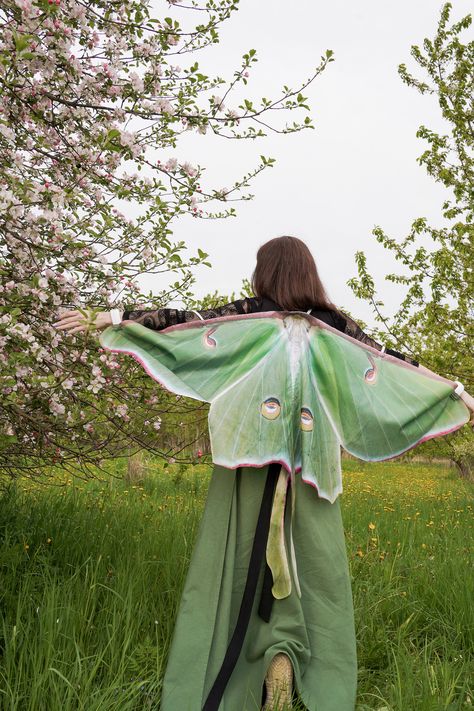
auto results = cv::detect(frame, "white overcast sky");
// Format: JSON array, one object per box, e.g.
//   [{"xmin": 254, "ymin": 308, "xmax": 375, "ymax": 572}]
[{"xmin": 138, "ymin": 0, "xmax": 471, "ymax": 325}]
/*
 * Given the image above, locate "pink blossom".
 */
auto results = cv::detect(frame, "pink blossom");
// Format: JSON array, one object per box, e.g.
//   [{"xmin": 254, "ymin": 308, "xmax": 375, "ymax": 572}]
[
  {"xmin": 129, "ymin": 72, "xmax": 144, "ymax": 93},
  {"xmin": 154, "ymin": 98, "xmax": 174, "ymax": 115},
  {"xmin": 49, "ymin": 399, "xmax": 65, "ymax": 416},
  {"xmin": 181, "ymin": 162, "xmax": 198, "ymax": 177},
  {"xmin": 211, "ymin": 95, "xmax": 225, "ymax": 111},
  {"xmin": 165, "ymin": 157, "xmax": 178, "ymax": 172},
  {"xmin": 14, "ymin": 0, "xmax": 33, "ymax": 14}
]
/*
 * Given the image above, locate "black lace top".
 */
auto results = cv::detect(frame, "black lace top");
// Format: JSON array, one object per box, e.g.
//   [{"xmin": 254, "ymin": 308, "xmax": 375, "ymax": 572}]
[{"xmin": 122, "ymin": 296, "xmax": 419, "ymax": 366}]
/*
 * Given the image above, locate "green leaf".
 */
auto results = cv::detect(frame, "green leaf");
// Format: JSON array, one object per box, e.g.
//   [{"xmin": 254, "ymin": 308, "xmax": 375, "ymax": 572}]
[{"xmin": 14, "ymin": 33, "xmax": 32, "ymax": 53}]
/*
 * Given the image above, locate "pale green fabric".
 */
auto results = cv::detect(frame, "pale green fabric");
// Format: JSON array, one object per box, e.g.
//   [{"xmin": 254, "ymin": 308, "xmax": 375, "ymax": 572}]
[{"xmin": 160, "ymin": 465, "xmax": 357, "ymax": 711}]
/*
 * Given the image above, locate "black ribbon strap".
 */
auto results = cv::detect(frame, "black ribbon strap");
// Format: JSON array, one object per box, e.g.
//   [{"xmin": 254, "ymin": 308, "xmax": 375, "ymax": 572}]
[
  {"xmin": 257, "ymin": 559, "xmax": 275, "ymax": 623},
  {"xmin": 201, "ymin": 462, "xmax": 281, "ymax": 711}
]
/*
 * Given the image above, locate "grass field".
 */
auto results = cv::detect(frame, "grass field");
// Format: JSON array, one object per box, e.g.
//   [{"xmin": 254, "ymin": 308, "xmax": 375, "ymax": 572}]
[{"xmin": 0, "ymin": 459, "xmax": 472, "ymax": 710}]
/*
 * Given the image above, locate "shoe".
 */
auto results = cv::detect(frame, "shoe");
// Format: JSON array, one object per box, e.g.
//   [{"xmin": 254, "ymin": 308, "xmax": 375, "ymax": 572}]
[{"xmin": 262, "ymin": 652, "xmax": 293, "ymax": 710}]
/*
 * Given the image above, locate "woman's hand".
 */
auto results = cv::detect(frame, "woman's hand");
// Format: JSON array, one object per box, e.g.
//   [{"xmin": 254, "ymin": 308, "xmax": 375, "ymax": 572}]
[
  {"xmin": 418, "ymin": 364, "xmax": 474, "ymax": 426},
  {"xmin": 52, "ymin": 308, "xmax": 112, "ymax": 335}
]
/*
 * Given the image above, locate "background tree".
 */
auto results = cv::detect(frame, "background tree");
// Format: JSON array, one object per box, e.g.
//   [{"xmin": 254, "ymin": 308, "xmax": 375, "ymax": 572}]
[
  {"xmin": 348, "ymin": 2, "xmax": 473, "ymax": 476},
  {"xmin": 0, "ymin": 0, "xmax": 334, "ymax": 482}
]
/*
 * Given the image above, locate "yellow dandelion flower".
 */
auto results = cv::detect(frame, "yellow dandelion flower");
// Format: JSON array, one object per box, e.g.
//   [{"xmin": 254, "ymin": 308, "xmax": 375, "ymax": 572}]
[{"xmin": 368, "ymin": 522, "xmax": 376, "ymax": 531}]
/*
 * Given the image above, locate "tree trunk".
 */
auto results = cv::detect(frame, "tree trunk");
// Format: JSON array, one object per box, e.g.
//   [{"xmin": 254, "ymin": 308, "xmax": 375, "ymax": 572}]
[
  {"xmin": 125, "ymin": 447, "xmax": 146, "ymax": 484},
  {"xmin": 453, "ymin": 456, "xmax": 474, "ymax": 482}
]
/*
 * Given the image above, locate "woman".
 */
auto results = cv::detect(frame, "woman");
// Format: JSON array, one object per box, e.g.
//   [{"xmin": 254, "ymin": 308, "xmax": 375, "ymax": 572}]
[{"xmin": 54, "ymin": 236, "xmax": 474, "ymax": 711}]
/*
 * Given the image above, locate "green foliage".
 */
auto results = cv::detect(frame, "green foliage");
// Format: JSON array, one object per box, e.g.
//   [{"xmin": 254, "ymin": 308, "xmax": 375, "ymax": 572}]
[
  {"xmin": 348, "ymin": 3, "xmax": 473, "ymax": 473},
  {"xmin": 188, "ymin": 277, "xmax": 253, "ymax": 310}
]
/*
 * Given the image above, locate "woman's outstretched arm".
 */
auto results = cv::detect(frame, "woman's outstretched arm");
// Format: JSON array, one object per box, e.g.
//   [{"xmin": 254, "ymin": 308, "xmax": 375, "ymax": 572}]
[
  {"xmin": 52, "ymin": 298, "xmax": 256, "ymax": 334},
  {"xmin": 52, "ymin": 304, "xmax": 474, "ymax": 423},
  {"xmin": 118, "ymin": 297, "xmax": 255, "ymax": 330}
]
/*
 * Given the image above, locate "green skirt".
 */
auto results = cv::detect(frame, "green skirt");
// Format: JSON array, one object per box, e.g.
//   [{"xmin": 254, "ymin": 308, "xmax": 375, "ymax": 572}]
[{"xmin": 161, "ymin": 465, "xmax": 357, "ymax": 711}]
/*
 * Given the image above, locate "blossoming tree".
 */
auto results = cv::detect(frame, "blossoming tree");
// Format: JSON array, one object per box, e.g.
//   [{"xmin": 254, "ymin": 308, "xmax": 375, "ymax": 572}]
[{"xmin": 0, "ymin": 0, "xmax": 334, "ymax": 480}]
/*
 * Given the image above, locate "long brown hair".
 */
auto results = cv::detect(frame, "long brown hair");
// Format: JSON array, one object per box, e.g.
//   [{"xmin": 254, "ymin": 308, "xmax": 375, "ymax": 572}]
[{"xmin": 251, "ymin": 235, "xmax": 335, "ymax": 311}]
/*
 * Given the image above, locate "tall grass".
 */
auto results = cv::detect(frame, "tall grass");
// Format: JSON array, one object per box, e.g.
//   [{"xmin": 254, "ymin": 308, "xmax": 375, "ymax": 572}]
[
  {"xmin": 344, "ymin": 461, "xmax": 474, "ymax": 711},
  {"xmin": 0, "ymin": 460, "xmax": 472, "ymax": 710}
]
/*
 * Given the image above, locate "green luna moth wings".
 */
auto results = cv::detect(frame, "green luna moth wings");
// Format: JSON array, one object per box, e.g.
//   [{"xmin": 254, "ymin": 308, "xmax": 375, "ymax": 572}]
[{"xmin": 98, "ymin": 311, "xmax": 469, "ymax": 504}]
